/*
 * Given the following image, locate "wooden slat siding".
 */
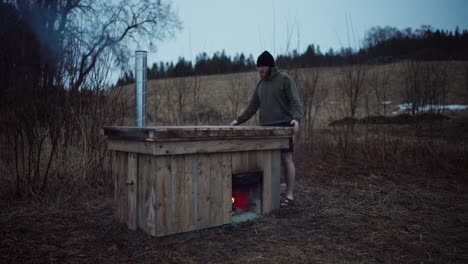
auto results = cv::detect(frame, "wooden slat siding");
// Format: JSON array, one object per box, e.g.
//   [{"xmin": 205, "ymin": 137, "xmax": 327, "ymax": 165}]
[
  {"xmin": 261, "ymin": 151, "xmax": 272, "ymax": 213},
  {"xmin": 108, "ymin": 138, "xmax": 289, "ymax": 156},
  {"xmin": 136, "ymin": 154, "xmax": 148, "ymax": 233},
  {"xmin": 148, "ymin": 156, "xmax": 158, "ymax": 236},
  {"xmin": 169, "ymin": 156, "xmax": 178, "ymax": 235},
  {"xmin": 173, "ymin": 155, "xmax": 185, "ymax": 234},
  {"xmin": 210, "ymin": 154, "xmax": 223, "ymax": 226},
  {"xmin": 221, "ymin": 152, "xmax": 232, "ymax": 225},
  {"xmin": 231, "ymin": 151, "xmax": 254, "ymax": 175},
  {"xmin": 241, "ymin": 151, "xmax": 250, "ymax": 172},
  {"xmin": 113, "ymin": 152, "xmax": 121, "ymax": 223},
  {"xmin": 231, "ymin": 152, "xmax": 242, "ymax": 175},
  {"xmin": 270, "ymin": 150, "xmax": 281, "ymax": 210},
  {"xmin": 112, "ymin": 151, "xmax": 119, "ymax": 222},
  {"xmin": 248, "ymin": 151, "xmax": 261, "ymax": 171},
  {"xmin": 150, "ymin": 156, "xmax": 161, "ymax": 236},
  {"xmin": 183, "ymin": 154, "xmax": 195, "ymax": 232},
  {"xmin": 191, "ymin": 155, "xmax": 199, "ymax": 230},
  {"xmin": 197, "ymin": 154, "xmax": 211, "ymax": 229},
  {"xmin": 240, "ymin": 151, "xmax": 250, "ymax": 171},
  {"xmin": 127, "ymin": 153, "xmax": 138, "ymax": 230},
  {"xmin": 116, "ymin": 152, "xmax": 129, "ymax": 225},
  {"xmin": 155, "ymin": 156, "xmax": 171, "ymax": 236},
  {"xmin": 115, "ymin": 151, "xmax": 122, "ymax": 223},
  {"xmin": 136, "ymin": 154, "xmax": 157, "ymax": 236}
]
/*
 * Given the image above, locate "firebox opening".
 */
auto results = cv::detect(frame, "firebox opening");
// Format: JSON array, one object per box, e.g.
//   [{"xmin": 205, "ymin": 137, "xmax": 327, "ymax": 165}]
[{"xmin": 232, "ymin": 171, "xmax": 263, "ymax": 223}]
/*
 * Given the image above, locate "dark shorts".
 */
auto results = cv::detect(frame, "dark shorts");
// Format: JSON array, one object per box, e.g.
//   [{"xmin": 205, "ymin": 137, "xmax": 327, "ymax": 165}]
[{"xmin": 265, "ymin": 122, "xmax": 294, "ymax": 153}]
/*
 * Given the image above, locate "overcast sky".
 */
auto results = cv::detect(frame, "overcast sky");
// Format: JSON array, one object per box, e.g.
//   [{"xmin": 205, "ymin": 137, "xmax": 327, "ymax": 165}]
[{"xmin": 138, "ymin": 0, "xmax": 468, "ymax": 65}]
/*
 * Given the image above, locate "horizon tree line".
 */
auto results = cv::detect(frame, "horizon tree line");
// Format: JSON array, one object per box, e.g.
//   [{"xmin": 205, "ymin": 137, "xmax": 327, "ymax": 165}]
[{"xmin": 116, "ymin": 25, "xmax": 468, "ymax": 86}]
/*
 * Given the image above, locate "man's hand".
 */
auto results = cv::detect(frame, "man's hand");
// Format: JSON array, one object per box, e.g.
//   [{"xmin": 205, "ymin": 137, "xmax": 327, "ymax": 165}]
[
  {"xmin": 230, "ymin": 120, "xmax": 239, "ymax": 126},
  {"xmin": 290, "ymin": 120, "xmax": 299, "ymax": 135}
]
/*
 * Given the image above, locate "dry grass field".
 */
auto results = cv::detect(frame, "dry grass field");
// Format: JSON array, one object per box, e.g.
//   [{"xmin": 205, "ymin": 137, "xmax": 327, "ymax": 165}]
[
  {"xmin": 114, "ymin": 61, "xmax": 468, "ymax": 128},
  {"xmin": 1, "ymin": 131, "xmax": 467, "ymax": 263},
  {"xmin": 1, "ymin": 61, "xmax": 468, "ymax": 263}
]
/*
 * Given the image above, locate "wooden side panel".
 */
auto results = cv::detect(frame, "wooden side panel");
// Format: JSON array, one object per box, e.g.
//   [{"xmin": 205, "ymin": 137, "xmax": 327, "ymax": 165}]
[
  {"xmin": 240, "ymin": 151, "xmax": 250, "ymax": 171},
  {"xmin": 232, "ymin": 151, "xmax": 263, "ymax": 174},
  {"xmin": 210, "ymin": 154, "xmax": 223, "ymax": 226},
  {"xmin": 231, "ymin": 152, "xmax": 248, "ymax": 175},
  {"xmin": 270, "ymin": 150, "xmax": 281, "ymax": 210},
  {"xmin": 183, "ymin": 155, "xmax": 195, "ymax": 231},
  {"xmin": 221, "ymin": 153, "xmax": 232, "ymax": 225},
  {"xmin": 261, "ymin": 151, "xmax": 272, "ymax": 213},
  {"xmin": 127, "ymin": 153, "xmax": 138, "ymax": 230},
  {"xmin": 137, "ymin": 154, "xmax": 152, "ymax": 235},
  {"xmin": 231, "ymin": 152, "xmax": 241, "ymax": 175},
  {"xmin": 155, "ymin": 156, "xmax": 171, "ymax": 236},
  {"xmin": 136, "ymin": 155, "xmax": 145, "ymax": 231},
  {"xmin": 171, "ymin": 155, "xmax": 185, "ymax": 234},
  {"xmin": 248, "ymin": 151, "xmax": 261, "ymax": 171},
  {"xmin": 112, "ymin": 151, "xmax": 119, "ymax": 221},
  {"xmin": 191, "ymin": 155, "xmax": 199, "ymax": 231},
  {"xmin": 113, "ymin": 151, "xmax": 128, "ymax": 225},
  {"xmin": 196, "ymin": 154, "xmax": 211, "ymax": 229}
]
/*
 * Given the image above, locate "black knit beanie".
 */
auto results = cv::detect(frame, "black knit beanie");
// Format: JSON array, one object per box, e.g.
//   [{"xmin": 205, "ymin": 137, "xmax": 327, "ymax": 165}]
[{"xmin": 257, "ymin": 51, "xmax": 275, "ymax": 67}]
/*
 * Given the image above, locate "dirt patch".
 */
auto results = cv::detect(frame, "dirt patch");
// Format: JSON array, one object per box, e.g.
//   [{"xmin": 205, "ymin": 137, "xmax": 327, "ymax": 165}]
[{"xmin": 1, "ymin": 147, "xmax": 467, "ymax": 264}]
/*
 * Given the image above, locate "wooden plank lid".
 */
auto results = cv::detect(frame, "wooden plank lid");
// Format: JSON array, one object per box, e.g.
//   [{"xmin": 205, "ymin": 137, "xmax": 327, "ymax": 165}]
[{"xmin": 103, "ymin": 126, "xmax": 293, "ymax": 141}]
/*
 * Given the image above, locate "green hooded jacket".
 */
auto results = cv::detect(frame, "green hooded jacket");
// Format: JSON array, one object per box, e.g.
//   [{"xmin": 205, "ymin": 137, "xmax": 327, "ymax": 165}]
[{"xmin": 236, "ymin": 71, "xmax": 303, "ymax": 125}]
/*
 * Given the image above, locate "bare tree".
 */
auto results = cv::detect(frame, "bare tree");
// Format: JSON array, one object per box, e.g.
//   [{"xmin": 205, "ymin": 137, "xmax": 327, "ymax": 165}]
[
  {"xmin": 228, "ymin": 73, "xmax": 249, "ymax": 118},
  {"xmin": 402, "ymin": 61, "xmax": 425, "ymax": 116},
  {"xmin": 0, "ymin": 0, "xmax": 181, "ymax": 196},
  {"xmin": 296, "ymin": 68, "xmax": 327, "ymax": 146},
  {"xmin": 190, "ymin": 76, "xmax": 203, "ymax": 124},
  {"xmin": 402, "ymin": 61, "xmax": 449, "ymax": 115},
  {"xmin": 163, "ymin": 78, "xmax": 190, "ymax": 125},
  {"xmin": 329, "ymin": 63, "xmax": 368, "ymax": 158},
  {"xmin": 425, "ymin": 62, "xmax": 449, "ymax": 113},
  {"xmin": 368, "ymin": 64, "xmax": 393, "ymax": 116},
  {"xmin": 337, "ymin": 63, "xmax": 368, "ymax": 119},
  {"xmin": 401, "ymin": 61, "xmax": 450, "ymax": 136}
]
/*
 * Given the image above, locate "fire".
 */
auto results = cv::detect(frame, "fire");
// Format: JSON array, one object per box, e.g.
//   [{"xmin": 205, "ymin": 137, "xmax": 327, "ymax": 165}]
[{"xmin": 231, "ymin": 188, "xmax": 249, "ymax": 211}]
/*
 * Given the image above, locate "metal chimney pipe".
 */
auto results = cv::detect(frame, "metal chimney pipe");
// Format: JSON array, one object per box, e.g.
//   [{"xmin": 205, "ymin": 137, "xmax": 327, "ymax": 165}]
[{"xmin": 135, "ymin": 50, "xmax": 147, "ymax": 127}]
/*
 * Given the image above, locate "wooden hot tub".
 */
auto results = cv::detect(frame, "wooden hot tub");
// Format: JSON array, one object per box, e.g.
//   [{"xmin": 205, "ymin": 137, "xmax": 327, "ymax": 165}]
[{"xmin": 103, "ymin": 126, "xmax": 292, "ymax": 237}]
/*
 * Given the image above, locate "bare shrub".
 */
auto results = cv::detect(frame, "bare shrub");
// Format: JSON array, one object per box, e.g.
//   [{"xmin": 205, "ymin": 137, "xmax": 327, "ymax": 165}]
[
  {"xmin": 368, "ymin": 64, "xmax": 393, "ymax": 116},
  {"xmin": 401, "ymin": 61, "xmax": 450, "ymax": 135},
  {"xmin": 301, "ymin": 129, "xmax": 468, "ymax": 178},
  {"xmin": 184, "ymin": 105, "xmax": 223, "ymax": 125},
  {"xmin": 227, "ymin": 73, "xmax": 250, "ymax": 119},
  {"xmin": 336, "ymin": 64, "xmax": 369, "ymax": 119},
  {"xmin": 190, "ymin": 76, "xmax": 203, "ymax": 124},
  {"xmin": 402, "ymin": 61, "xmax": 449, "ymax": 114},
  {"xmin": 292, "ymin": 68, "xmax": 328, "ymax": 147},
  {"xmin": 329, "ymin": 63, "xmax": 368, "ymax": 157},
  {"xmin": 0, "ymin": 58, "xmax": 130, "ymax": 200}
]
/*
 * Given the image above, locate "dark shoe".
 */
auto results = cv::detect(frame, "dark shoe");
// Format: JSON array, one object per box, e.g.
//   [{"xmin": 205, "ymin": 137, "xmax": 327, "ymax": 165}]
[{"xmin": 281, "ymin": 197, "xmax": 295, "ymax": 207}]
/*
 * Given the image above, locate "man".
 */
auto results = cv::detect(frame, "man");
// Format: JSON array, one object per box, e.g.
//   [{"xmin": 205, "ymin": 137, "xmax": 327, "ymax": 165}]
[{"xmin": 230, "ymin": 50, "xmax": 303, "ymax": 207}]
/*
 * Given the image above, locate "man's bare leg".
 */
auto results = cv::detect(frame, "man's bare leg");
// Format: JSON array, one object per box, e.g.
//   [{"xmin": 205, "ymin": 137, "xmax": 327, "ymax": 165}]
[{"xmin": 281, "ymin": 152, "xmax": 295, "ymax": 200}]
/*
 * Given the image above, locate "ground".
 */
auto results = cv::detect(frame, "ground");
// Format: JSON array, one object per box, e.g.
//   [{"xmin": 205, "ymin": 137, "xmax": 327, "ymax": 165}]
[{"xmin": 1, "ymin": 143, "xmax": 467, "ymax": 264}]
